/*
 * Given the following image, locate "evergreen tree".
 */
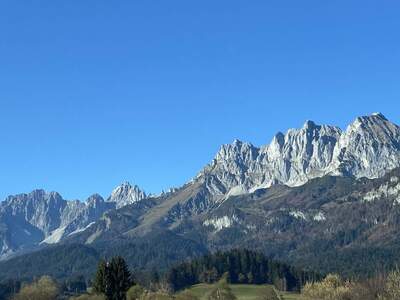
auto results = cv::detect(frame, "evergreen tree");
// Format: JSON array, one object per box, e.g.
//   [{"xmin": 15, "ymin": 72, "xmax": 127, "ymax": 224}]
[
  {"xmin": 92, "ymin": 257, "xmax": 132, "ymax": 300},
  {"xmin": 108, "ymin": 256, "xmax": 132, "ymax": 300},
  {"xmin": 149, "ymin": 268, "xmax": 160, "ymax": 283},
  {"xmin": 93, "ymin": 260, "xmax": 108, "ymax": 295},
  {"xmin": 0, "ymin": 279, "xmax": 21, "ymax": 300}
]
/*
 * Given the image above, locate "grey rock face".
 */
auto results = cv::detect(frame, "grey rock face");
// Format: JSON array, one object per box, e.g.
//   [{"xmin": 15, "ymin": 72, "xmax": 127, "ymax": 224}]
[
  {"xmin": 0, "ymin": 190, "xmax": 115, "ymax": 259},
  {"xmin": 1, "ymin": 190, "xmax": 66, "ymax": 236},
  {"xmin": 0, "ymin": 181, "xmax": 147, "ymax": 259},
  {"xmin": 198, "ymin": 113, "xmax": 400, "ymax": 198},
  {"xmin": 107, "ymin": 182, "xmax": 147, "ymax": 208},
  {"xmin": 330, "ymin": 113, "xmax": 400, "ymax": 178}
]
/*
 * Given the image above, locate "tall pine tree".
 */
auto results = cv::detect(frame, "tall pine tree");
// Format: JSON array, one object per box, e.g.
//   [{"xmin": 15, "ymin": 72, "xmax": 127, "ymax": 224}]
[
  {"xmin": 92, "ymin": 257, "xmax": 132, "ymax": 300},
  {"xmin": 93, "ymin": 259, "xmax": 108, "ymax": 294},
  {"xmin": 109, "ymin": 256, "xmax": 132, "ymax": 300}
]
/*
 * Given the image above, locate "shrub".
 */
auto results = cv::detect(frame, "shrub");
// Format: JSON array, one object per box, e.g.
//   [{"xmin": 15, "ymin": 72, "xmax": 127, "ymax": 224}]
[
  {"xmin": 207, "ymin": 274, "xmax": 237, "ymax": 300},
  {"xmin": 347, "ymin": 274, "xmax": 386, "ymax": 300},
  {"xmin": 302, "ymin": 274, "xmax": 352, "ymax": 300},
  {"xmin": 12, "ymin": 276, "xmax": 59, "ymax": 300},
  {"xmin": 378, "ymin": 269, "xmax": 400, "ymax": 300},
  {"xmin": 126, "ymin": 285, "xmax": 145, "ymax": 300}
]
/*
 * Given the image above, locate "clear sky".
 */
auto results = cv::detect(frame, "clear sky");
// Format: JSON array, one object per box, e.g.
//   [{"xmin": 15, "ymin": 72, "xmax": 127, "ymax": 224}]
[{"xmin": 0, "ymin": 1, "xmax": 399, "ymax": 200}]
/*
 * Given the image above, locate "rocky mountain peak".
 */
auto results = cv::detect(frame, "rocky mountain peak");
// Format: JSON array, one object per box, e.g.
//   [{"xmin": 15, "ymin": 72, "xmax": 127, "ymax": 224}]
[
  {"xmin": 348, "ymin": 113, "xmax": 398, "ymax": 136},
  {"xmin": 198, "ymin": 113, "xmax": 400, "ymax": 199},
  {"xmin": 108, "ymin": 182, "xmax": 147, "ymax": 208},
  {"xmin": 85, "ymin": 194, "xmax": 105, "ymax": 206},
  {"xmin": 302, "ymin": 120, "xmax": 317, "ymax": 129},
  {"xmin": 330, "ymin": 113, "xmax": 400, "ymax": 178},
  {"xmin": 349, "ymin": 113, "xmax": 390, "ymax": 130},
  {"xmin": 215, "ymin": 140, "xmax": 258, "ymax": 162},
  {"xmin": 372, "ymin": 112, "xmax": 388, "ymax": 119},
  {"xmin": 3, "ymin": 189, "xmax": 65, "ymax": 212}
]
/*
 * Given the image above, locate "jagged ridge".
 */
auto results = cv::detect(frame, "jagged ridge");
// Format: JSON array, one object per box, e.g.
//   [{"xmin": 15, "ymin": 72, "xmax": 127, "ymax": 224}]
[
  {"xmin": 0, "ymin": 182, "xmax": 147, "ymax": 259},
  {"xmin": 198, "ymin": 113, "xmax": 400, "ymax": 198}
]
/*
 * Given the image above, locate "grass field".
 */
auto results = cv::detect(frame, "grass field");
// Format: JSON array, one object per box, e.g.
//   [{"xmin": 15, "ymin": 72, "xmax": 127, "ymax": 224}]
[
  {"xmin": 279, "ymin": 291, "xmax": 306, "ymax": 300},
  {"xmin": 181, "ymin": 283, "xmax": 304, "ymax": 300}
]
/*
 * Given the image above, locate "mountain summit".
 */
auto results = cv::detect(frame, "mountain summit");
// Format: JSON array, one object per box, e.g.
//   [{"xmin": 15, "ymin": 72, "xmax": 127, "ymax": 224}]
[
  {"xmin": 107, "ymin": 182, "xmax": 147, "ymax": 208},
  {"xmin": 198, "ymin": 113, "xmax": 400, "ymax": 198}
]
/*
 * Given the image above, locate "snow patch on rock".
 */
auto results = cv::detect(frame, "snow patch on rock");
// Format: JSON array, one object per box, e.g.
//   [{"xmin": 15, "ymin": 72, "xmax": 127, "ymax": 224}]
[
  {"xmin": 68, "ymin": 222, "xmax": 95, "ymax": 236},
  {"xmin": 226, "ymin": 185, "xmax": 248, "ymax": 197},
  {"xmin": 363, "ymin": 183, "xmax": 400, "ymax": 202},
  {"xmin": 40, "ymin": 226, "xmax": 67, "ymax": 244},
  {"xmin": 203, "ymin": 215, "xmax": 239, "ymax": 232},
  {"xmin": 313, "ymin": 212, "xmax": 326, "ymax": 221},
  {"xmin": 289, "ymin": 211, "xmax": 307, "ymax": 220}
]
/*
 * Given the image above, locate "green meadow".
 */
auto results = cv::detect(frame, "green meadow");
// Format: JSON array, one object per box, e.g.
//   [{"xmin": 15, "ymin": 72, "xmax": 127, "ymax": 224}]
[{"xmin": 181, "ymin": 283, "xmax": 304, "ymax": 300}]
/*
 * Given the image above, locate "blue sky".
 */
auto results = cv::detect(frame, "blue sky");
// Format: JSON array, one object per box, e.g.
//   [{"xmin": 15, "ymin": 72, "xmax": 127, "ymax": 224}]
[{"xmin": 0, "ymin": 1, "xmax": 399, "ymax": 200}]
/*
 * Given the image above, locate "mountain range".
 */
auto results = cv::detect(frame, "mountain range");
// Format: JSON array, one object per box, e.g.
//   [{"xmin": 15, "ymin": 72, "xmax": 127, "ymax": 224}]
[
  {"xmin": 1, "ymin": 113, "xmax": 400, "ymax": 280},
  {"xmin": 0, "ymin": 182, "xmax": 146, "ymax": 259}
]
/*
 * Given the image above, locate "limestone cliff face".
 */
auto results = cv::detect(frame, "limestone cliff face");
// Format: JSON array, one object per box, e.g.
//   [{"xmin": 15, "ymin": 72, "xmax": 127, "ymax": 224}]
[
  {"xmin": 0, "ymin": 181, "xmax": 147, "ymax": 259},
  {"xmin": 107, "ymin": 182, "xmax": 147, "ymax": 208},
  {"xmin": 0, "ymin": 190, "xmax": 115, "ymax": 259},
  {"xmin": 198, "ymin": 113, "xmax": 400, "ymax": 197}
]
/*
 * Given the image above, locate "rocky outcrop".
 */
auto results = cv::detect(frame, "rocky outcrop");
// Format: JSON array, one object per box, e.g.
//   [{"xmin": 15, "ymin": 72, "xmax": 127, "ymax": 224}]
[
  {"xmin": 198, "ymin": 113, "xmax": 400, "ymax": 198},
  {"xmin": 0, "ymin": 190, "xmax": 115, "ymax": 259},
  {"xmin": 107, "ymin": 182, "xmax": 147, "ymax": 208}
]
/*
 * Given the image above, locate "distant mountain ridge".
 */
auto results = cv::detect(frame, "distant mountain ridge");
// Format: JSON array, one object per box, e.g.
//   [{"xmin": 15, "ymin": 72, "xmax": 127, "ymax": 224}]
[
  {"xmin": 1, "ymin": 112, "xmax": 400, "ymax": 265},
  {"xmin": 0, "ymin": 183, "xmax": 146, "ymax": 259},
  {"xmin": 4, "ymin": 167, "xmax": 400, "ymax": 281},
  {"xmin": 198, "ymin": 113, "xmax": 400, "ymax": 199}
]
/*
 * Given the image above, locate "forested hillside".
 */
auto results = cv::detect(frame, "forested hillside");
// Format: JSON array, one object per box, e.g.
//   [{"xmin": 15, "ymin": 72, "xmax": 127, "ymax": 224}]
[{"xmin": 166, "ymin": 249, "xmax": 320, "ymax": 292}]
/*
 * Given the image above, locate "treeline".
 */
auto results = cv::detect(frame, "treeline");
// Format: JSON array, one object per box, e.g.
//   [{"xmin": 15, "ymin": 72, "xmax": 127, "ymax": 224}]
[
  {"xmin": 0, "ymin": 276, "xmax": 90, "ymax": 300},
  {"xmin": 0, "ymin": 244, "xmax": 100, "ymax": 282},
  {"xmin": 0, "ymin": 232, "xmax": 207, "ymax": 283},
  {"xmin": 0, "ymin": 279, "xmax": 21, "ymax": 300},
  {"xmin": 166, "ymin": 249, "xmax": 320, "ymax": 292},
  {"xmin": 0, "ymin": 249, "xmax": 321, "ymax": 299}
]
